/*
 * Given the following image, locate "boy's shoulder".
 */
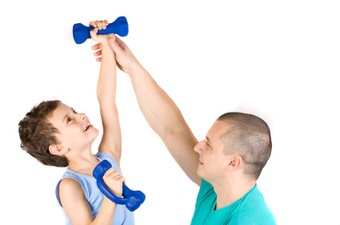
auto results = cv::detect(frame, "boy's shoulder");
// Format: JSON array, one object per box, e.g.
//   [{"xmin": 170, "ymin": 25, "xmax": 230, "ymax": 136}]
[{"xmin": 59, "ymin": 178, "xmax": 84, "ymax": 198}]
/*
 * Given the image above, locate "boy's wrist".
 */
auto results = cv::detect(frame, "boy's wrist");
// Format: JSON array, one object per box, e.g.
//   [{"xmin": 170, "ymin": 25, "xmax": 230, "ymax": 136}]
[{"xmin": 100, "ymin": 40, "xmax": 111, "ymax": 49}]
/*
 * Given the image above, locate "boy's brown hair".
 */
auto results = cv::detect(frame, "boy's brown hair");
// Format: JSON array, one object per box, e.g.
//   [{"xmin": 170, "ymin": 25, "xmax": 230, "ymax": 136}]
[{"xmin": 18, "ymin": 100, "xmax": 68, "ymax": 167}]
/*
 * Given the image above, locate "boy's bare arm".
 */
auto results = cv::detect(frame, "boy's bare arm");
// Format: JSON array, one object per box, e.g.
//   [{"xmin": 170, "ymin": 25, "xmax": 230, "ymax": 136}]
[
  {"xmin": 60, "ymin": 168, "xmax": 124, "ymax": 225},
  {"xmin": 105, "ymin": 37, "xmax": 202, "ymax": 186},
  {"xmin": 90, "ymin": 21, "xmax": 122, "ymax": 166},
  {"xmin": 59, "ymin": 178, "xmax": 95, "ymax": 225}
]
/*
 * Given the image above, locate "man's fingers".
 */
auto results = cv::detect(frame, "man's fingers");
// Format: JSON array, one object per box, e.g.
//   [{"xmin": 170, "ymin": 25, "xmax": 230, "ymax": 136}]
[
  {"xmin": 93, "ymin": 50, "xmax": 102, "ymax": 57},
  {"xmin": 91, "ymin": 43, "xmax": 101, "ymax": 50},
  {"xmin": 109, "ymin": 36, "xmax": 121, "ymax": 53}
]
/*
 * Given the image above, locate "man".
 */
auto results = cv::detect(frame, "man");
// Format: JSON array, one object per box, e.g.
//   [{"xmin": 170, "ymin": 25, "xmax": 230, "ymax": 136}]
[{"xmin": 92, "ymin": 36, "xmax": 276, "ymax": 224}]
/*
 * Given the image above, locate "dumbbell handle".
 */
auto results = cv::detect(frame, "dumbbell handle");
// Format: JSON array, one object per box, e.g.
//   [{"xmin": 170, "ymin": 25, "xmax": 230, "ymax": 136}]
[
  {"xmin": 93, "ymin": 160, "xmax": 145, "ymax": 212},
  {"xmin": 73, "ymin": 16, "xmax": 129, "ymax": 44}
]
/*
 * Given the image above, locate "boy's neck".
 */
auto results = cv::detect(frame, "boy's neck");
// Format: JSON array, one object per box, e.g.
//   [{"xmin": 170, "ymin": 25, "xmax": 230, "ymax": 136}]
[{"xmin": 67, "ymin": 150, "xmax": 100, "ymax": 177}]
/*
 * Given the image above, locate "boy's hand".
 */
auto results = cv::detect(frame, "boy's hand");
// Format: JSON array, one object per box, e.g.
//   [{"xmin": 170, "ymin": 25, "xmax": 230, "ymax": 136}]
[
  {"xmin": 91, "ymin": 36, "xmax": 140, "ymax": 74},
  {"xmin": 102, "ymin": 168, "xmax": 125, "ymax": 197},
  {"xmin": 89, "ymin": 20, "xmax": 114, "ymax": 45}
]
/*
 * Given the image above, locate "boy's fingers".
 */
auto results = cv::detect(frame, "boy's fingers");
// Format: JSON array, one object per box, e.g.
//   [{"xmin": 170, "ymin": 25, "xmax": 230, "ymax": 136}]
[
  {"xmin": 90, "ymin": 28, "xmax": 98, "ymax": 39},
  {"xmin": 96, "ymin": 20, "xmax": 107, "ymax": 30},
  {"xmin": 101, "ymin": 20, "xmax": 107, "ymax": 29},
  {"xmin": 89, "ymin": 20, "xmax": 108, "ymax": 29},
  {"xmin": 118, "ymin": 176, "xmax": 125, "ymax": 183},
  {"xmin": 89, "ymin": 21, "xmax": 97, "ymax": 27}
]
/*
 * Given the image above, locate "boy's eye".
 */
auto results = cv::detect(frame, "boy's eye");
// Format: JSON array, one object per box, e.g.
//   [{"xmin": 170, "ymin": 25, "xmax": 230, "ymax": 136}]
[{"xmin": 67, "ymin": 117, "xmax": 72, "ymax": 123}]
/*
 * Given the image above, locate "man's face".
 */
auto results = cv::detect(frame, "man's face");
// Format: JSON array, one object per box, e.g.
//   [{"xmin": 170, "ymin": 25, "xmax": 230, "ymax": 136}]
[
  {"xmin": 48, "ymin": 103, "xmax": 99, "ymax": 151},
  {"xmin": 194, "ymin": 120, "xmax": 232, "ymax": 182}
]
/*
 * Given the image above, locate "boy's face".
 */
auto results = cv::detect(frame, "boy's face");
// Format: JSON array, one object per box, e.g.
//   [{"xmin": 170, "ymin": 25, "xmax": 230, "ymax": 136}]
[{"xmin": 48, "ymin": 103, "xmax": 99, "ymax": 153}]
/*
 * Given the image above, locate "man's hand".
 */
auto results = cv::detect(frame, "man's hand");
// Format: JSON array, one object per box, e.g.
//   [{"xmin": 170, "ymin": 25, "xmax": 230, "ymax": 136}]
[
  {"xmin": 91, "ymin": 36, "xmax": 140, "ymax": 74},
  {"xmin": 103, "ymin": 168, "xmax": 125, "ymax": 197}
]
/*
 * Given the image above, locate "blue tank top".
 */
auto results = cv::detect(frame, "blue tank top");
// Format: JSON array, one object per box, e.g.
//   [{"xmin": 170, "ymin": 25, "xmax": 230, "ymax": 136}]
[{"xmin": 56, "ymin": 152, "xmax": 135, "ymax": 225}]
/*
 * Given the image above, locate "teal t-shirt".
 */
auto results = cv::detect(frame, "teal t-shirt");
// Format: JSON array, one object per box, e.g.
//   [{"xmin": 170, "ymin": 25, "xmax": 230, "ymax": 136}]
[{"xmin": 191, "ymin": 180, "xmax": 276, "ymax": 225}]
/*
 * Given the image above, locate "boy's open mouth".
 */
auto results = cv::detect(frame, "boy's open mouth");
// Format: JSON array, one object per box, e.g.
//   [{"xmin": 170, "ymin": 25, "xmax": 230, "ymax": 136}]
[{"xmin": 84, "ymin": 124, "xmax": 91, "ymax": 132}]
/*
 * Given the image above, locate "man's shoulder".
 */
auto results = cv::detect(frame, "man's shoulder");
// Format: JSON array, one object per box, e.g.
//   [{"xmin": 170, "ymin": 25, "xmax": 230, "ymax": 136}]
[
  {"xmin": 196, "ymin": 179, "xmax": 215, "ymax": 201},
  {"xmin": 236, "ymin": 186, "xmax": 276, "ymax": 225}
]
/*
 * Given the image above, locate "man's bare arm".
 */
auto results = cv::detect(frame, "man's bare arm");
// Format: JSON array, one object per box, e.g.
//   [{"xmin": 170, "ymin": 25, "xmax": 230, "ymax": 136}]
[{"xmin": 108, "ymin": 37, "xmax": 201, "ymax": 185}]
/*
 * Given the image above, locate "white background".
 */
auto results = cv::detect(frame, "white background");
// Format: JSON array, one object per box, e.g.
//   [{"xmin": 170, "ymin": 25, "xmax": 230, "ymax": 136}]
[{"xmin": 1, "ymin": 0, "xmax": 339, "ymax": 224}]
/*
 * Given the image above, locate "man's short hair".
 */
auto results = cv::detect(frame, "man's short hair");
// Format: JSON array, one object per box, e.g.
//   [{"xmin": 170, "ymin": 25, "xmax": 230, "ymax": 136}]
[
  {"xmin": 217, "ymin": 112, "xmax": 272, "ymax": 179},
  {"xmin": 18, "ymin": 100, "xmax": 68, "ymax": 167}
]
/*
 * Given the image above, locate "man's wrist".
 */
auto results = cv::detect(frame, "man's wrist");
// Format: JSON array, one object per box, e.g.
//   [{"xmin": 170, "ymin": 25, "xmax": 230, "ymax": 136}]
[{"xmin": 127, "ymin": 62, "xmax": 144, "ymax": 78}]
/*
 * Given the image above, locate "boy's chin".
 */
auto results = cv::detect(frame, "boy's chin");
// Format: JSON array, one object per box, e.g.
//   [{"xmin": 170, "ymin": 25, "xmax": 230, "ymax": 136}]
[
  {"xmin": 87, "ymin": 127, "xmax": 100, "ymax": 137},
  {"xmin": 90, "ymin": 131, "xmax": 100, "ymax": 141}
]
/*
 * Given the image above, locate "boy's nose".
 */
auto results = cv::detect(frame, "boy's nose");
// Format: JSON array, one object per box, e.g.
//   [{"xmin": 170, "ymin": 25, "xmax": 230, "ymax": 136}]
[{"xmin": 78, "ymin": 113, "xmax": 87, "ymax": 121}]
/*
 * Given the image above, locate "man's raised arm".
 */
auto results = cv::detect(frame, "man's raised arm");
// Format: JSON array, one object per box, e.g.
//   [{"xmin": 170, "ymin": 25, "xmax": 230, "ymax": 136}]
[{"xmin": 107, "ymin": 36, "xmax": 201, "ymax": 185}]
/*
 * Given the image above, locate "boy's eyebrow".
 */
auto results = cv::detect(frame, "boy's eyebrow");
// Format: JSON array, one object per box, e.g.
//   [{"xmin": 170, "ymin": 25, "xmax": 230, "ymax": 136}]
[
  {"xmin": 62, "ymin": 108, "xmax": 76, "ymax": 123},
  {"xmin": 63, "ymin": 113, "xmax": 69, "ymax": 123}
]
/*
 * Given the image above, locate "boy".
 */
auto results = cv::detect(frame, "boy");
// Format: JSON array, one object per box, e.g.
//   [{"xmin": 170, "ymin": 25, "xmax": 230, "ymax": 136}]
[{"xmin": 18, "ymin": 20, "xmax": 134, "ymax": 225}]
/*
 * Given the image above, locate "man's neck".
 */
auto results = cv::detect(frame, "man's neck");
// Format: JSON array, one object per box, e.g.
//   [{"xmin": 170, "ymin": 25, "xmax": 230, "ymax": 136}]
[{"xmin": 213, "ymin": 178, "xmax": 256, "ymax": 210}]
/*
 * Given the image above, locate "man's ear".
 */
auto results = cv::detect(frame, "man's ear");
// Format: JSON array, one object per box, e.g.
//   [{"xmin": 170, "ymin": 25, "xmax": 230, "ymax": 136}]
[
  {"xmin": 228, "ymin": 154, "xmax": 243, "ymax": 169},
  {"xmin": 49, "ymin": 144, "xmax": 67, "ymax": 156}
]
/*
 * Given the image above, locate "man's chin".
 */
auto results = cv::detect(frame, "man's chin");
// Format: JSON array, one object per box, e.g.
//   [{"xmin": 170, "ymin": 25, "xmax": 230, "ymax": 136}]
[{"xmin": 197, "ymin": 169, "xmax": 205, "ymax": 180}]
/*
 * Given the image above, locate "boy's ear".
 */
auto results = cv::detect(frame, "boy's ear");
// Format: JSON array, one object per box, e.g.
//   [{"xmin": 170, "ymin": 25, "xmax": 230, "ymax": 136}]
[{"xmin": 49, "ymin": 144, "xmax": 67, "ymax": 156}]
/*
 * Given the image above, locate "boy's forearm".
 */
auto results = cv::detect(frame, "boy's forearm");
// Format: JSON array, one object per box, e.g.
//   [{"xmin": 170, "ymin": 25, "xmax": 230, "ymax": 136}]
[
  {"xmin": 128, "ymin": 65, "xmax": 188, "ymax": 138},
  {"xmin": 97, "ymin": 43, "xmax": 117, "ymax": 104},
  {"xmin": 91, "ymin": 197, "xmax": 117, "ymax": 225}
]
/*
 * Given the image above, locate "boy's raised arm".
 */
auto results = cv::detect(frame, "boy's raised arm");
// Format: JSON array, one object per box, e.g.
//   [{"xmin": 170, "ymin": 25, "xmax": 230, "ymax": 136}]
[{"xmin": 89, "ymin": 21, "xmax": 122, "ymax": 166}]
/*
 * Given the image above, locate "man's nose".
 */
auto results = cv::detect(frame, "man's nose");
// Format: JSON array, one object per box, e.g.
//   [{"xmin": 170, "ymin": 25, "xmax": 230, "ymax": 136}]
[{"xmin": 194, "ymin": 140, "xmax": 205, "ymax": 154}]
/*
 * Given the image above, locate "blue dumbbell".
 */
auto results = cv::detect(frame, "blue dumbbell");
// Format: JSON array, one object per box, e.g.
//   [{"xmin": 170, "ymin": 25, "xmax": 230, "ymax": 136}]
[
  {"xmin": 73, "ymin": 16, "xmax": 128, "ymax": 44},
  {"xmin": 93, "ymin": 160, "xmax": 145, "ymax": 212}
]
